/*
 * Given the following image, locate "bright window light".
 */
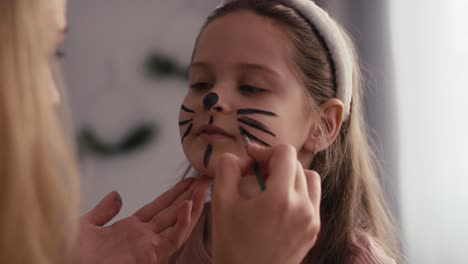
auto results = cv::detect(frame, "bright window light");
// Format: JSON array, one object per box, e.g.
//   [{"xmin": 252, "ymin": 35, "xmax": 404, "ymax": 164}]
[{"xmin": 391, "ymin": 1, "xmax": 468, "ymax": 263}]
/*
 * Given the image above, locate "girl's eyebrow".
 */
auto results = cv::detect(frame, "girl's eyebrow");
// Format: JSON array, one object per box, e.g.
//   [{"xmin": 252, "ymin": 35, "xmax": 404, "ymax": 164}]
[
  {"xmin": 189, "ymin": 62, "xmax": 213, "ymax": 76},
  {"xmin": 190, "ymin": 62, "xmax": 211, "ymax": 70},
  {"xmin": 190, "ymin": 61, "xmax": 280, "ymax": 78},
  {"xmin": 239, "ymin": 63, "xmax": 281, "ymax": 78}
]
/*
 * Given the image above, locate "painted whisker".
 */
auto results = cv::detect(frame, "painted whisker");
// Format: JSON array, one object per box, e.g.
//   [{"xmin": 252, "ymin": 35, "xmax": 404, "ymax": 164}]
[
  {"xmin": 239, "ymin": 127, "xmax": 272, "ymax": 147},
  {"xmin": 182, "ymin": 123, "xmax": 193, "ymax": 142},
  {"xmin": 238, "ymin": 117, "xmax": 276, "ymax": 137},
  {"xmin": 204, "ymin": 144, "xmax": 213, "ymax": 168},
  {"xmin": 181, "ymin": 105, "xmax": 195, "ymax": 113},
  {"xmin": 179, "ymin": 119, "xmax": 193, "ymax": 126},
  {"xmin": 237, "ymin": 108, "xmax": 278, "ymax": 117}
]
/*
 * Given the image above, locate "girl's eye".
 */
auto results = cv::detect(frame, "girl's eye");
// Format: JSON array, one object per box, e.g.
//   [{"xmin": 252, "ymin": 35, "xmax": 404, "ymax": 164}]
[
  {"xmin": 190, "ymin": 82, "xmax": 212, "ymax": 91},
  {"xmin": 240, "ymin": 85, "xmax": 266, "ymax": 95}
]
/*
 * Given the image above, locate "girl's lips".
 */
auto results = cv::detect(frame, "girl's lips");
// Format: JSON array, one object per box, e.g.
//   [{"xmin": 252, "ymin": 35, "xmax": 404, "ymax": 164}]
[
  {"xmin": 197, "ymin": 125, "xmax": 234, "ymax": 141},
  {"xmin": 199, "ymin": 133, "xmax": 232, "ymax": 141}
]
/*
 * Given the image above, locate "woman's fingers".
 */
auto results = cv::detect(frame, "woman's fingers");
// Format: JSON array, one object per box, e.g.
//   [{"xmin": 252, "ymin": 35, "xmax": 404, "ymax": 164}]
[
  {"xmin": 245, "ymin": 142, "xmax": 274, "ymax": 162},
  {"xmin": 239, "ymin": 173, "xmax": 263, "ymax": 199},
  {"xmin": 213, "ymin": 153, "xmax": 244, "ymax": 204},
  {"xmin": 154, "ymin": 200, "xmax": 193, "ymax": 257},
  {"xmin": 265, "ymin": 144, "xmax": 298, "ymax": 196},
  {"xmin": 133, "ymin": 178, "xmax": 195, "ymax": 222},
  {"xmin": 148, "ymin": 177, "xmax": 209, "ymax": 233},
  {"xmin": 247, "ymin": 143, "xmax": 317, "ymax": 203},
  {"xmin": 82, "ymin": 191, "xmax": 123, "ymax": 226},
  {"xmin": 189, "ymin": 178, "xmax": 210, "ymax": 227},
  {"xmin": 246, "ymin": 143, "xmax": 298, "ymax": 196},
  {"xmin": 304, "ymin": 170, "xmax": 322, "ymax": 209},
  {"xmin": 295, "ymin": 162, "xmax": 308, "ymax": 194},
  {"xmin": 149, "ymin": 200, "xmax": 184, "ymax": 233}
]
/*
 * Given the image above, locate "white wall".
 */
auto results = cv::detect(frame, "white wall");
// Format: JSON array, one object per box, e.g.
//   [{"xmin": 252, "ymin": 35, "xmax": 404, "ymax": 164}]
[
  {"xmin": 63, "ymin": 0, "xmax": 217, "ymax": 219},
  {"xmin": 391, "ymin": 1, "xmax": 468, "ymax": 263}
]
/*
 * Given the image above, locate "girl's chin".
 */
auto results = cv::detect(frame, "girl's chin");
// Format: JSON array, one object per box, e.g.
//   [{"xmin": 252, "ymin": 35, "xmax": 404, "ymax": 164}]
[
  {"xmin": 192, "ymin": 162, "xmax": 217, "ymax": 179},
  {"xmin": 187, "ymin": 147, "xmax": 248, "ymax": 178},
  {"xmin": 192, "ymin": 153, "xmax": 242, "ymax": 179}
]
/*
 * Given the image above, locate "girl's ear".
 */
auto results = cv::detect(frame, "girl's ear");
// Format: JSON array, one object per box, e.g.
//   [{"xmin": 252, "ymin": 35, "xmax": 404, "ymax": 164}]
[{"xmin": 304, "ymin": 98, "xmax": 344, "ymax": 153}]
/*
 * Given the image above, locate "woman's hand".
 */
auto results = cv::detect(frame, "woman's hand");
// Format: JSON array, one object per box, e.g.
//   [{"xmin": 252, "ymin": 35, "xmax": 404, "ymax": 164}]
[
  {"xmin": 212, "ymin": 144, "xmax": 321, "ymax": 264},
  {"xmin": 74, "ymin": 177, "xmax": 210, "ymax": 264}
]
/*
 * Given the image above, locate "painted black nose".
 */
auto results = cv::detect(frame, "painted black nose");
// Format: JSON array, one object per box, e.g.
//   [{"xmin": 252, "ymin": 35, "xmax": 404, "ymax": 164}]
[{"xmin": 203, "ymin": 92, "xmax": 219, "ymax": 110}]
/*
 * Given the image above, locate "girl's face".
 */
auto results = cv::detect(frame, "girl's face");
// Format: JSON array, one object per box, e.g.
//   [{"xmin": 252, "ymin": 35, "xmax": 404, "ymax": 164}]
[{"xmin": 180, "ymin": 11, "xmax": 316, "ymax": 177}]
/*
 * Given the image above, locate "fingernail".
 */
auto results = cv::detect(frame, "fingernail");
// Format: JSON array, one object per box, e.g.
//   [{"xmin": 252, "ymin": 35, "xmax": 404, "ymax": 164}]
[
  {"xmin": 114, "ymin": 191, "xmax": 122, "ymax": 205},
  {"xmin": 242, "ymin": 135, "xmax": 251, "ymax": 149}
]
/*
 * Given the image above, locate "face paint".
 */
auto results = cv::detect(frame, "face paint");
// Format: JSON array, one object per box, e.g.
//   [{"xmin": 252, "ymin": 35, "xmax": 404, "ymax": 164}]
[
  {"xmin": 181, "ymin": 105, "xmax": 195, "ymax": 113},
  {"xmin": 203, "ymin": 92, "xmax": 219, "ymax": 110},
  {"xmin": 182, "ymin": 124, "xmax": 193, "ymax": 142},
  {"xmin": 179, "ymin": 94, "xmax": 220, "ymax": 169},
  {"xmin": 203, "ymin": 144, "xmax": 213, "ymax": 168},
  {"xmin": 179, "ymin": 92, "xmax": 279, "ymax": 176},
  {"xmin": 237, "ymin": 116, "xmax": 276, "ymax": 137},
  {"xmin": 239, "ymin": 126, "xmax": 272, "ymax": 147},
  {"xmin": 180, "ymin": 105, "xmax": 195, "ymax": 142},
  {"xmin": 179, "ymin": 119, "xmax": 192, "ymax": 126},
  {"xmin": 237, "ymin": 108, "xmax": 278, "ymax": 147},
  {"xmin": 237, "ymin": 109, "xmax": 278, "ymax": 117}
]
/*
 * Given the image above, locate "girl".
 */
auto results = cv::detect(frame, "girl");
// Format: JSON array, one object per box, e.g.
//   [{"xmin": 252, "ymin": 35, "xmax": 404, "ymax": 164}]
[{"xmin": 176, "ymin": 0, "xmax": 401, "ymax": 263}]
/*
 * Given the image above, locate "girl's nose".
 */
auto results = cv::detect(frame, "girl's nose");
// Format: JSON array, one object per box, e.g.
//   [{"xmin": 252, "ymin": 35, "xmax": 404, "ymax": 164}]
[
  {"xmin": 203, "ymin": 92, "xmax": 219, "ymax": 111},
  {"xmin": 202, "ymin": 92, "xmax": 230, "ymax": 113}
]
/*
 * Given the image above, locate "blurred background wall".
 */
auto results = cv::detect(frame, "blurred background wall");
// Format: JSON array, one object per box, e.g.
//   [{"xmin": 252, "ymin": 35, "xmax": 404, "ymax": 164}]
[
  {"xmin": 62, "ymin": 1, "xmax": 468, "ymax": 263},
  {"xmin": 63, "ymin": 0, "xmax": 219, "ymax": 220}
]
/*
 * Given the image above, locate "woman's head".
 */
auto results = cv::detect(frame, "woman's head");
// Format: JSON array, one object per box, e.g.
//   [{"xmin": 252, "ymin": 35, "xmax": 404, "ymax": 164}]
[
  {"xmin": 0, "ymin": 0, "xmax": 78, "ymax": 263},
  {"xmin": 46, "ymin": 0, "xmax": 68, "ymax": 105},
  {"xmin": 180, "ymin": 0, "xmax": 400, "ymax": 262},
  {"xmin": 179, "ymin": 1, "xmax": 344, "ymax": 178}
]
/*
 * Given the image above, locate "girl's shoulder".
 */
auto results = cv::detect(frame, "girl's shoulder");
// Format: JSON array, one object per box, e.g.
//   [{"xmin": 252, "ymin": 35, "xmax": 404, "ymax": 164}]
[{"xmin": 351, "ymin": 232, "xmax": 397, "ymax": 264}]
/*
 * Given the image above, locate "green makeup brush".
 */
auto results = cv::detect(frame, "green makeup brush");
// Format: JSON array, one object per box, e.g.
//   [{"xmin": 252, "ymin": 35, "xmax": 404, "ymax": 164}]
[{"xmin": 242, "ymin": 136, "xmax": 266, "ymax": 192}]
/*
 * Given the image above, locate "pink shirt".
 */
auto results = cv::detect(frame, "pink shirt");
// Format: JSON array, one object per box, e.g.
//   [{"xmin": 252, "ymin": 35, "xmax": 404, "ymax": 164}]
[{"xmin": 167, "ymin": 204, "xmax": 396, "ymax": 264}]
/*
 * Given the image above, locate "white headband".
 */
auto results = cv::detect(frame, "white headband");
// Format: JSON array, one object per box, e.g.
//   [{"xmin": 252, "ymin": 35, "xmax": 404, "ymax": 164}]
[{"xmin": 216, "ymin": 0, "xmax": 353, "ymax": 120}]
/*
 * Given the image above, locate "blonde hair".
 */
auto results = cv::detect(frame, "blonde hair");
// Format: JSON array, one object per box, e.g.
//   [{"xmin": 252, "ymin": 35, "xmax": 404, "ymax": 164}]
[
  {"xmin": 0, "ymin": 0, "xmax": 79, "ymax": 263},
  {"xmin": 199, "ymin": 0, "xmax": 402, "ymax": 263}
]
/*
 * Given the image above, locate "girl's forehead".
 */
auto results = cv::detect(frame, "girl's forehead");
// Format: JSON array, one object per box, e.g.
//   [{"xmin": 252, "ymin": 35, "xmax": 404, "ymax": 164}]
[{"xmin": 193, "ymin": 10, "xmax": 295, "ymax": 70}]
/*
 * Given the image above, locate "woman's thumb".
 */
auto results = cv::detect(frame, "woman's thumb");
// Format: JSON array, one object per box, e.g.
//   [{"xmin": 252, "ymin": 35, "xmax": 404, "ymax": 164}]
[
  {"xmin": 83, "ymin": 191, "xmax": 123, "ymax": 226},
  {"xmin": 213, "ymin": 153, "xmax": 244, "ymax": 203}
]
